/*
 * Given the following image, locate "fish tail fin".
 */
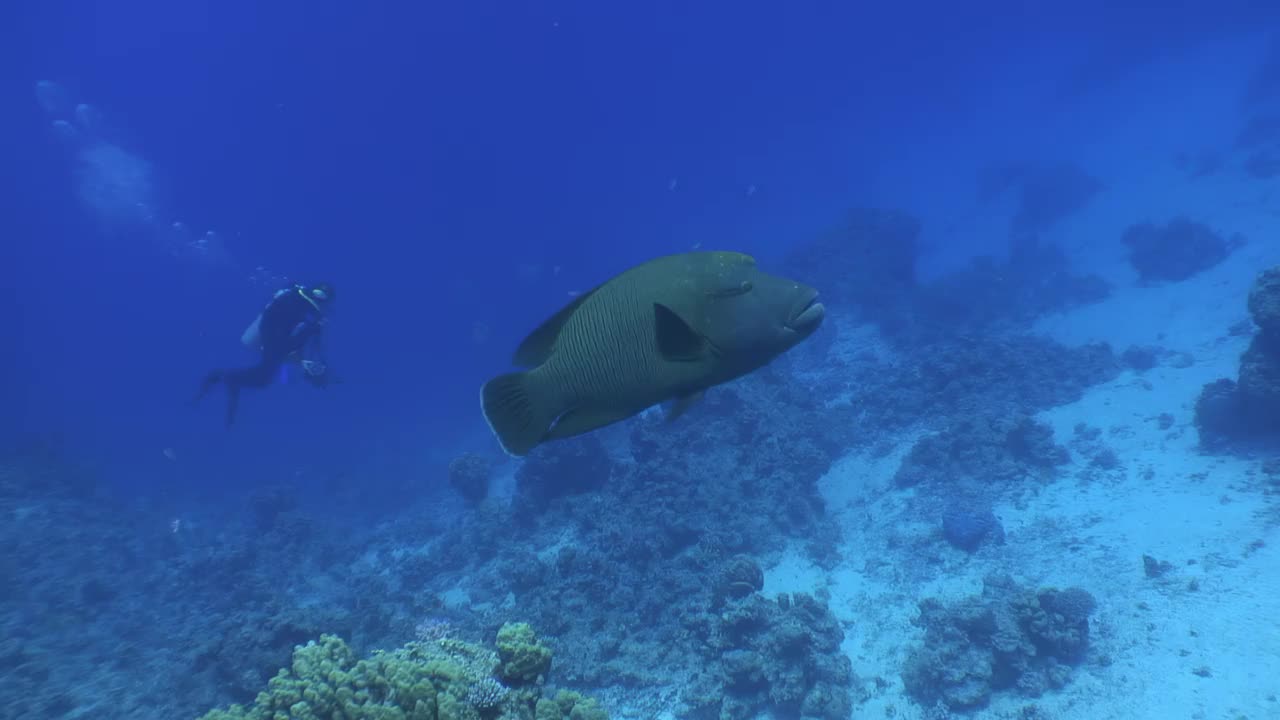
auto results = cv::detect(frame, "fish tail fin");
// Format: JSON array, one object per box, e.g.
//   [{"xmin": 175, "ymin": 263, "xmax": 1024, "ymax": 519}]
[{"xmin": 480, "ymin": 371, "xmax": 555, "ymax": 457}]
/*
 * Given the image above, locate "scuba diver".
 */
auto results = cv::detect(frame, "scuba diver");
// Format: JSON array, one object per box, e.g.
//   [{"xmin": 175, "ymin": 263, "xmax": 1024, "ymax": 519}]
[{"xmin": 195, "ymin": 282, "xmax": 336, "ymax": 426}]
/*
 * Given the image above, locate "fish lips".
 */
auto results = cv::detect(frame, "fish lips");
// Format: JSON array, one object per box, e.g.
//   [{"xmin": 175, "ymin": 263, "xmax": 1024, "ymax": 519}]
[{"xmin": 785, "ymin": 290, "xmax": 825, "ymax": 336}]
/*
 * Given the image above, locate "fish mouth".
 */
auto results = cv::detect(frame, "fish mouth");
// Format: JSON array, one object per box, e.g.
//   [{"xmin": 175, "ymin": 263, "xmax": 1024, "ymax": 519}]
[{"xmin": 786, "ymin": 293, "xmax": 825, "ymax": 334}]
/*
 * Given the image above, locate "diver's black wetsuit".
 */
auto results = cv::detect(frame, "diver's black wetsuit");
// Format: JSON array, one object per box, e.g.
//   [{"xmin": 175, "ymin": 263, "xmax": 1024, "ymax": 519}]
[{"xmin": 196, "ymin": 286, "xmax": 328, "ymax": 426}]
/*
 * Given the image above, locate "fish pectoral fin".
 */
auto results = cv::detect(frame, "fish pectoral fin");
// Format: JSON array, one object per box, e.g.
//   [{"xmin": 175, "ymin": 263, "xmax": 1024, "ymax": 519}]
[
  {"xmin": 511, "ymin": 285, "xmax": 600, "ymax": 367},
  {"xmin": 664, "ymin": 390, "xmax": 704, "ymax": 423},
  {"xmin": 546, "ymin": 405, "xmax": 639, "ymax": 441},
  {"xmin": 654, "ymin": 302, "xmax": 707, "ymax": 361}
]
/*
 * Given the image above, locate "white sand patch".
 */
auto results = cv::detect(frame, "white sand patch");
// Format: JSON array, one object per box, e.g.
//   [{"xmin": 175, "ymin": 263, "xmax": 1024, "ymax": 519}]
[
  {"xmin": 1033, "ymin": 229, "xmax": 1280, "ymax": 355},
  {"xmin": 807, "ymin": 370, "xmax": 1280, "ymax": 720},
  {"xmin": 994, "ymin": 344, "xmax": 1280, "ymax": 720},
  {"xmin": 793, "ymin": 217, "xmax": 1280, "ymax": 719},
  {"xmin": 763, "ymin": 544, "xmax": 827, "ymax": 599},
  {"xmin": 802, "ymin": 438, "xmax": 988, "ymax": 719}
]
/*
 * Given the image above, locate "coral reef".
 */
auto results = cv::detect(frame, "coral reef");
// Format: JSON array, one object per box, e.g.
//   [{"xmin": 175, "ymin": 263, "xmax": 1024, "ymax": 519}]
[
  {"xmin": 1194, "ymin": 378, "xmax": 1248, "ymax": 450},
  {"xmin": 912, "ymin": 244, "xmax": 1111, "ymax": 334},
  {"xmin": 535, "ymin": 690, "xmax": 608, "ymax": 720},
  {"xmin": 514, "ymin": 436, "xmax": 612, "ymax": 509},
  {"xmin": 1198, "ymin": 338, "xmax": 1280, "ymax": 448},
  {"xmin": 198, "ymin": 625, "xmax": 595, "ymax": 720},
  {"xmin": 495, "ymin": 622, "xmax": 553, "ymax": 685},
  {"xmin": 1120, "ymin": 345, "xmax": 1160, "ymax": 372},
  {"xmin": 247, "ymin": 484, "xmax": 300, "ymax": 531},
  {"xmin": 1120, "ymin": 217, "xmax": 1242, "ymax": 284},
  {"xmin": 1238, "ymin": 332, "xmax": 1280, "ymax": 411},
  {"xmin": 781, "ymin": 207, "xmax": 919, "ymax": 328},
  {"xmin": 978, "ymin": 162, "xmax": 1103, "ymax": 236},
  {"xmin": 1248, "ymin": 266, "xmax": 1280, "ymax": 336},
  {"xmin": 785, "ymin": 204, "xmax": 1108, "ymax": 337},
  {"xmin": 375, "ymin": 359, "xmax": 875, "ymax": 707},
  {"xmin": 681, "ymin": 571, "xmax": 853, "ymax": 720},
  {"xmin": 942, "ymin": 506, "xmax": 1005, "ymax": 553},
  {"xmin": 840, "ymin": 333, "xmax": 1117, "ymax": 441},
  {"xmin": 449, "ymin": 453, "xmax": 493, "ymax": 505},
  {"xmin": 1142, "ymin": 554, "xmax": 1174, "ymax": 579},
  {"xmin": 1196, "ymin": 266, "xmax": 1280, "ymax": 449},
  {"xmin": 714, "ymin": 554, "xmax": 765, "ymax": 605},
  {"xmin": 0, "ymin": 200, "xmax": 1136, "ymax": 720},
  {"xmin": 0, "ymin": 450, "xmax": 394, "ymax": 719},
  {"xmin": 902, "ymin": 574, "xmax": 1097, "ymax": 711},
  {"xmin": 894, "ymin": 415, "xmax": 1069, "ymax": 489}
]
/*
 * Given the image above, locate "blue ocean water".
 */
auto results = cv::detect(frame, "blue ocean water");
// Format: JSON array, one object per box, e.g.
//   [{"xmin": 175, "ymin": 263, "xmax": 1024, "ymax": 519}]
[{"xmin": 5, "ymin": 1, "xmax": 1280, "ymax": 719}]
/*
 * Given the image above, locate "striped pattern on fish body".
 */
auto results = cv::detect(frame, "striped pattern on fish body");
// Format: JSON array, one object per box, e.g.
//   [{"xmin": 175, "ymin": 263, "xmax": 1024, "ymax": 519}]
[
  {"xmin": 531, "ymin": 260, "xmax": 716, "ymax": 413},
  {"xmin": 481, "ymin": 251, "xmax": 824, "ymax": 456}
]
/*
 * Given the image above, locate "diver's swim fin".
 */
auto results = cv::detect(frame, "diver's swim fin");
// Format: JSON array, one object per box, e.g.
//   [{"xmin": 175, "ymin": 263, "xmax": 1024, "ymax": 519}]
[
  {"xmin": 191, "ymin": 370, "xmax": 239, "ymax": 427},
  {"xmin": 192, "ymin": 370, "xmax": 223, "ymax": 406}
]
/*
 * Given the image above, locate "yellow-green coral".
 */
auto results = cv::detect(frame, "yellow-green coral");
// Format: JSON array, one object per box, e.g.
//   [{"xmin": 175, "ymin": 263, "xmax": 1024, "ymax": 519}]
[
  {"xmin": 534, "ymin": 690, "xmax": 608, "ymax": 720},
  {"xmin": 199, "ymin": 629, "xmax": 606, "ymax": 720},
  {"xmin": 199, "ymin": 635, "xmax": 481, "ymax": 720},
  {"xmin": 495, "ymin": 623, "xmax": 553, "ymax": 686}
]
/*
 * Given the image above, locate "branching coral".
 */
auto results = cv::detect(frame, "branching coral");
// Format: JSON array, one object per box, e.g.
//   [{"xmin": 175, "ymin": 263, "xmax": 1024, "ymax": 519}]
[
  {"xmin": 199, "ymin": 625, "xmax": 597, "ymax": 720},
  {"xmin": 495, "ymin": 622, "xmax": 553, "ymax": 686},
  {"xmin": 902, "ymin": 574, "xmax": 1097, "ymax": 711},
  {"xmin": 534, "ymin": 690, "xmax": 608, "ymax": 720}
]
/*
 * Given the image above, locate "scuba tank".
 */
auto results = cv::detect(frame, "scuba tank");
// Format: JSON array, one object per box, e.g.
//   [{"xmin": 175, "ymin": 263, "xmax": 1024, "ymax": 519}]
[
  {"xmin": 241, "ymin": 287, "xmax": 290, "ymax": 348},
  {"xmin": 241, "ymin": 313, "xmax": 263, "ymax": 348}
]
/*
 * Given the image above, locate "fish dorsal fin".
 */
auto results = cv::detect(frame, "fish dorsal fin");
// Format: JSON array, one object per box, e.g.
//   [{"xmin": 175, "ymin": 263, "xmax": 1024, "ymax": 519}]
[
  {"xmin": 654, "ymin": 302, "xmax": 706, "ymax": 361},
  {"xmin": 512, "ymin": 288, "xmax": 597, "ymax": 367}
]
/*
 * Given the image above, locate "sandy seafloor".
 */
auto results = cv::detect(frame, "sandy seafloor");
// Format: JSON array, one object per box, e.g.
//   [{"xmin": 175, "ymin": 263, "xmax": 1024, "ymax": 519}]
[
  {"xmin": 752, "ymin": 168, "xmax": 1280, "ymax": 720},
  {"xmin": 542, "ymin": 86, "xmax": 1280, "ymax": 715},
  {"xmin": 484, "ymin": 157, "xmax": 1280, "ymax": 720}
]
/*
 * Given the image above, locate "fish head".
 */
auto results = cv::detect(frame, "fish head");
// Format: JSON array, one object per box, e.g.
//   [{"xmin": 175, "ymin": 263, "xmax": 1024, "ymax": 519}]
[{"xmin": 697, "ymin": 264, "xmax": 825, "ymax": 370}]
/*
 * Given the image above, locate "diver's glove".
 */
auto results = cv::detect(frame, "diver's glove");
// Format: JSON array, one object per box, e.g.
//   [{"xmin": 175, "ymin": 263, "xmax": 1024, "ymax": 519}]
[{"xmin": 300, "ymin": 360, "xmax": 339, "ymax": 388}]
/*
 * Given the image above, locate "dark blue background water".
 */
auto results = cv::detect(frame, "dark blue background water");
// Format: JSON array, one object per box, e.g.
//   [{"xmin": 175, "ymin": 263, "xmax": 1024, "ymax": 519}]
[{"xmin": 5, "ymin": 0, "xmax": 1273, "ymax": 499}]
